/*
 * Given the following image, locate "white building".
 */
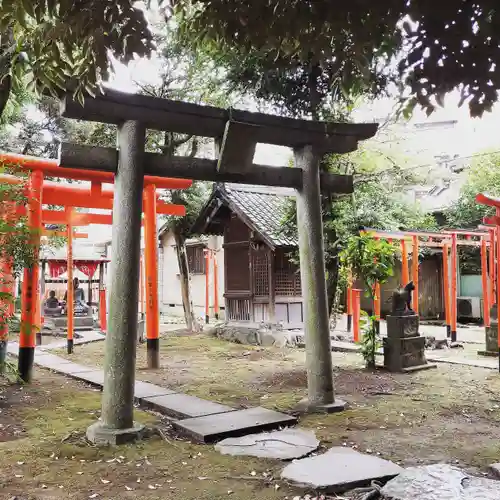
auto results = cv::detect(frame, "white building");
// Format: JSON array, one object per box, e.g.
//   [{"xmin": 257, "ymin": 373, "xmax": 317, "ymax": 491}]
[{"xmin": 158, "ymin": 230, "xmax": 225, "ymax": 320}]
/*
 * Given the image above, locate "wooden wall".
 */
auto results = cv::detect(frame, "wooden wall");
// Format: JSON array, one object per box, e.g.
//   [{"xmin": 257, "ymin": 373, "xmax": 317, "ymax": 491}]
[{"xmin": 357, "ymin": 255, "xmax": 444, "ymax": 319}]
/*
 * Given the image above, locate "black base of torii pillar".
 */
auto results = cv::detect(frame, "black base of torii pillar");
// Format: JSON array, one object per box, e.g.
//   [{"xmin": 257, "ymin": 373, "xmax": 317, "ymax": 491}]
[{"xmin": 86, "ymin": 121, "xmax": 146, "ymax": 445}]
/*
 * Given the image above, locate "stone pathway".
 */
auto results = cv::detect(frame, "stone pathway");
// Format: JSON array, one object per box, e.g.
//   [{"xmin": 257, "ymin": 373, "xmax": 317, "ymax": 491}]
[
  {"xmin": 5, "ymin": 331, "xmax": 296, "ymax": 443},
  {"xmin": 9, "ymin": 329, "xmax": 496, "ymax": 495}
]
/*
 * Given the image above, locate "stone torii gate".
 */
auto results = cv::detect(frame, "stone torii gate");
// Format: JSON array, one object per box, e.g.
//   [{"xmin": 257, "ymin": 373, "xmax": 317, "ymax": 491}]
[{"xmin": 59, "ymin": 88, "xmax": 377, "ymax": 444}]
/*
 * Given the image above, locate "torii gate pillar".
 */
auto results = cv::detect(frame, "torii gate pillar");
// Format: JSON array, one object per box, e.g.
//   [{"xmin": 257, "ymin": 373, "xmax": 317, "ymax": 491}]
[
  {"xmin": 87, "ymin": 121, "xmax": 146, "ymax": 444},
  {"xmin": 295, "ymin": 145, "xmax": 346, "ymax": 412}
]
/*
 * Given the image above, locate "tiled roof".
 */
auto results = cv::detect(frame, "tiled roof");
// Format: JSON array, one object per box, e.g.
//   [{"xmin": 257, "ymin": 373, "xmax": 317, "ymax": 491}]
[{"xmin": 224, "ymin": 184, "xmax": 297, "ymax": 247}]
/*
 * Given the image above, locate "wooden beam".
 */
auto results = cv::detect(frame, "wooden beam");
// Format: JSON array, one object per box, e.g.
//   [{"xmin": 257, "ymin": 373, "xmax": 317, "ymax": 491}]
[
  {"xmin": 60, "ymin": 89, "xmax": 378, "ymax": 151},
  {"xmin": 59, "ymin": 143, "xmax": 353, "ymax": 194}
]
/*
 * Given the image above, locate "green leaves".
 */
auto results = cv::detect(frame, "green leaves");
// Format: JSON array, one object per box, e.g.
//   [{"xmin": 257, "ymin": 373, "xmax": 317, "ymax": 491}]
[
  {"xmin": 171, "ymin": 0, "xmax": 500, "ymax": 117},
  {"xmin": 340, "ymin": 232, "xmax": 397, "ymax": 296},
  {"xmin": 0, "ymin": 1, "xmax": 156, "ymax": 120},
  {"xmin": 446, "ymin": 151, "xmax": 500, "ymax": 229}
]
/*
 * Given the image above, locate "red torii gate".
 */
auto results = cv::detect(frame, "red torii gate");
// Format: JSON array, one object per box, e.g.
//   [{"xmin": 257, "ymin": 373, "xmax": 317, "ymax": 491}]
[
  {"xmin": 0, "ymin": 152, "xmax": 191, "ymax": 381},
  {"xmin": 476, "ymin": 193, "xmax": 500, "ymax": 370}
]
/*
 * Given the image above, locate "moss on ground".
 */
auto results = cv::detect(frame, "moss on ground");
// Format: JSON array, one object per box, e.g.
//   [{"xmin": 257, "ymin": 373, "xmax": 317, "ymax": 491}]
[
  {"xmin": 0, "ymin": 371, "xmax": 290, "ymax": 499},
  {"xmin": 45, "ymin": 332, "xmax": 500, "ymax": 479}
]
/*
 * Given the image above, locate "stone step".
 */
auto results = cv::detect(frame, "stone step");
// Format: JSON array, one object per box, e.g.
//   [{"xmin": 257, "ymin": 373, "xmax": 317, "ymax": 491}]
[
  {"xmin": 172, "ymin": 407, "xmax": 297, "ymax": 443},
  {"xmin": 140, "ymin": 393, "xmax": 234, "ymax": 419}
]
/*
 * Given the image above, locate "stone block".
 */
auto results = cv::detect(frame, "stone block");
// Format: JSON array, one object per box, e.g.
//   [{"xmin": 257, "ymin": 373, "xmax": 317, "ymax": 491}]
[
  {"xmin": 134, "ymin": 381, "xmax": 177, "ymax": 399},
  {"xmin": 70, "ymin": 370, "xmax": 105, "ymax": 388},
  {"xmin": 383, "ymin": 336, "xmax": 428, "ymax": 372},
  {"xmin": 215, "ymin": 428, "xmax": 319, "ymax": 460},
  {"xmin": 86, "ymin": 421, "xmax": 145, "ymax": 445},
  {"xmin": 141, "ymin": 393, "xmax": 234, "ymax": 419},
  {"xmin": 281, "ymin": 446, "xmax": 402, "ymax": 494},
  {"xmin": 55, "ymin": 362, "xmax": 99, "ymax": 375},
  {"xmin": 484, "ymin": 324, "xmax": 498, "ymax": 354},
  {"xmin": 381, "ymin": 464, "xmax": 500, "ymax": 499},
  {"xmin": 491, "ymin": 304, "xmax": 498, "ymax": 321},
  {"xmin": 296, "ymin": 398, "xmax": 347, "ymax": 414},
  {"xmin": 386, "ymin": 314, "xmax": 419, "ymax": 339},
  {"xmin": 488, "ymin": 462, "xmax": 500, "ymax": 479},
  {"xmin": 172, "ymin": 406, "xmax": 297, "ymax": 443}
]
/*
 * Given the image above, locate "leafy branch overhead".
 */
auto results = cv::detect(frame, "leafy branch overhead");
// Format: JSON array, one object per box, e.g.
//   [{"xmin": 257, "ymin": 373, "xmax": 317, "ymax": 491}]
[
  {"xmin": 0, "ymin": 0, "xmax": 155, "ymax": 112},
  {"xmin": 169, "ymin": 0, "xmax": 500, "ymax": 117}
]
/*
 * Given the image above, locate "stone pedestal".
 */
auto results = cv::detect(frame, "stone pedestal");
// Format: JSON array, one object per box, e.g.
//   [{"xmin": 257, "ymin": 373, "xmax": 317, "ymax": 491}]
[
  {"xmin": 478, "ymin": 305, "xmax": 499, "ymax": 357},
  {"xmin": 383, "ymin": 314, "xmax": 435, "ymax": 372}
]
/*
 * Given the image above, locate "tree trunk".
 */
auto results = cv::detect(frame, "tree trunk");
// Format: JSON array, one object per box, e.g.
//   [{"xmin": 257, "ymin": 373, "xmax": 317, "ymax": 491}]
[
  {"xmin": 0, "ymin": 27, "xmax": 13, "ymax": 120},
  {"xmin": 173, "ymin": 227, "xmax": 199, "ymax": 332}
]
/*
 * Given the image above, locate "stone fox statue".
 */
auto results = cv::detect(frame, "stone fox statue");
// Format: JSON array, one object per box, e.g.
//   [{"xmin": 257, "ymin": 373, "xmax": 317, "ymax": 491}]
[{"xmin": 391, "ymin": 281, "xmax": 415, "ymax": 315}]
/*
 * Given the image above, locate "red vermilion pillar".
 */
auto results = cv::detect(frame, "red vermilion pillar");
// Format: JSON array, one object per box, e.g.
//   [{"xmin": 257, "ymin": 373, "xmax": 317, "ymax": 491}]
[
  {"xmin": 401, "ymin": 239, "xmax": 410, "ymax": 286},
  {"xmin": 450, "ymin": 233, "xmax": 458, "ymax": 342},
  {"xmin": 475, "ymin": 193, "xmax": 500, "ymax": 369},
  {"xmin": 481, "ymin": 238, "xmax": 491, "ymax": 328},
  {"xmin": 352, "ymin": 289, "xmax": 362, "ymax": 343},
  {"xmin": 489, "ymin": 228, "xmax": 496, "ymax": 305},
  {"xmin": 213, "ymin": 251, "xmax": 219, "ymax": 320},
  {"xmin": 66, "ymin": 208, "xmax": 74, "ymax": 354},
  {"xmin": 18, "ymin": 170, "xmax": 43, "ymax": 382},
  {"xmin": 346, "ymin": 271, "xmax": 353, "ymax": 333},
  {"xmin": 412, "ymin": 235, "xmax": 419, "ymax": 315},
  {"xmin": 143, "ymin": 184, "xmax": 160, "ymax": 369},
  {"xmin": 205, "ymin": 249, "xmax": 210, "ymax": 324},
  {"xmin": 442, "ymin": 243, "xmax": 451, "ymax": 338}
]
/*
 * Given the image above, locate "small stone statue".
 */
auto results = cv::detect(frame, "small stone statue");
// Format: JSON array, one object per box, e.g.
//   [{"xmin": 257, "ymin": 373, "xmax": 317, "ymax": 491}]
[
  {"xmin": 391, "ymin": 281, "xmax": 415, "ymax": 316},
  {"xmin": 404, "ymin": 281, "xmax": 415, "ymax": 312}
]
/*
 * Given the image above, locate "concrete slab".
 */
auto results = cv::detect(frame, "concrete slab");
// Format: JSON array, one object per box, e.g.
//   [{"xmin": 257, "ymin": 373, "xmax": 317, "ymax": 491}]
[
  {"xmin": 173, "ymin": 407, "xmax": 298, "ymax": 443},
  {"xmin": 134, "ymin": 381, "xmax": 177, "ymax": 399},
  {"xmin": 68, "ymin": 370, "xmax": 105, "ymax": 388},
  {"xmin": 141, "ymin": 393, "xmax": 234, "ymax": 419},
  {"xmin": 32, "ymin": 353, "xmax": 75, "ymax": 367},
  {"xmin": 52, "ymin": 362, "xmax": 99, "ymax": 375},
  {"xmin": 281, "ymin": 446, "xmax": 402, "ymax": 494},
  {"xmin": 215, "ymin": 428, "xmax": 319, "ymax": 460}
]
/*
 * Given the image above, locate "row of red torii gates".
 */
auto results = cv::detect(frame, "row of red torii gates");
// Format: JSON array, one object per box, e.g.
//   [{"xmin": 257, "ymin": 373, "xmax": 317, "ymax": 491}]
[
  {"xmin": 0, "ymin": 152, "xmax": 192, "ymax": 378},
  {"xmin": 345, "ymin": 220, "xmax": 500, "ymax": 366}
]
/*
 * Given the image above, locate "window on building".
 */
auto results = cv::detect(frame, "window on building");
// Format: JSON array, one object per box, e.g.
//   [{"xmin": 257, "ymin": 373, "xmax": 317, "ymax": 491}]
[{"xmin": 186, "ymin": 244, "xmax": 206, "ymax": 274}]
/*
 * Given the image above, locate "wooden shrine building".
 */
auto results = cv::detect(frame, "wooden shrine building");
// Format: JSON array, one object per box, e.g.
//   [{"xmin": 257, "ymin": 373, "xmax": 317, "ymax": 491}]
[{"xmin": 191, "ymin": 183, "xmax": 303, "ymax": 326}]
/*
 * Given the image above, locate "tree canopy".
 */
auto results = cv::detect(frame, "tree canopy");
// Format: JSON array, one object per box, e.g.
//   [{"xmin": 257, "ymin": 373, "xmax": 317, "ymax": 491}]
[
  {"xmin": 446, "ymin": 151, "xmax": 500, "ymax": 228},
  {"xmin": 171, "ymin": 0, "xmax": 500, "ymax": 117},
  {"xmin": 0, "ymin": 1, "xmax": 155, "ymax": 116},
  {"xmin": 3, "ymin": 1, "xmax": 500, "ymax": 119}
]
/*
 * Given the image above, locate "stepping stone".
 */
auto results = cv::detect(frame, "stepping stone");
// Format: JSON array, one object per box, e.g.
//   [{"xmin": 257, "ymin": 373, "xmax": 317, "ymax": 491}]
[
  {"xmin": 173, "ymin": 407, "xmax": 298, "ymax": 443},
  {"xmin": 141, "ymin": 393, "xmax": 234, "ymax": 419},
  {"xmin": 69, "ymin": 370, "xmax": 105, "ymax": 388},
  {"xmin": 33, "ymin": 353, "xmax": 75, "ymax": 368},
  {"xmin": 381, "ymin": 464, "xmax": 500, "ymax": 499},
  {"xmin": 55, "ymin": 362, "xmax": 99, "ymax": 375},
  {"xmin": 281, "ymin": 446, "xmax": 402, "ymax": 494},
  {"xmin": 134, "ymin": 381, "xmax": 177, "ymax": 399},
  {"xmin": 215, "ymin": 428, "xmax": 319, "ymax": 460}
]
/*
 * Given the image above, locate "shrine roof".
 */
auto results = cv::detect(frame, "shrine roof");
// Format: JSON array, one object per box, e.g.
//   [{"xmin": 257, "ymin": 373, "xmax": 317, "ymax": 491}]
[{"xmin": 190, "ymin": 183, "xmax": 297, "ymax": 249}]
